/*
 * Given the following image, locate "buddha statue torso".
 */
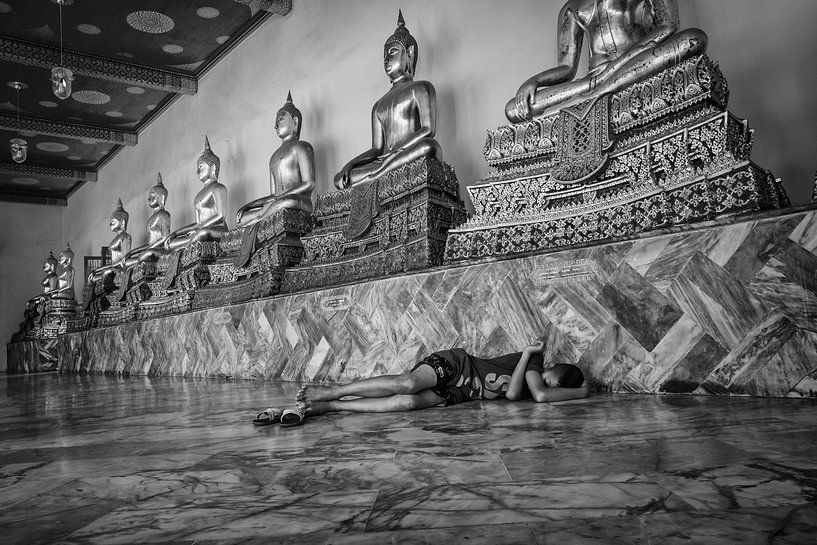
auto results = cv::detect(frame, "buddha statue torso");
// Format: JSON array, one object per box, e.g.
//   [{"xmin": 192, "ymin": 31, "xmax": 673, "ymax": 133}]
[
  {"xmin": 88, "ymin": 200, "xmax": 132, "ymax": 281},
  {"xmin": 147, "ymin": 209, "xmax": 172, "ymax": 245},
  {"xmin": 269, "ymin": 140, "xmax": 314, "ymax": 212},
  {"xmin": 193, "ymin": 182, "xmax": 228, "ymax": 229},
  {"xmin": 505, "ymin": 0, "xmax": 707, "ymax": 122}
]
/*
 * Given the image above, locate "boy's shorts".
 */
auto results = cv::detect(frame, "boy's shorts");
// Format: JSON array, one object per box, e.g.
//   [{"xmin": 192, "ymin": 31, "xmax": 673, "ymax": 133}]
[{"xmin": 410, "ymin": 352, "xmax": 472, "ymax": 406}]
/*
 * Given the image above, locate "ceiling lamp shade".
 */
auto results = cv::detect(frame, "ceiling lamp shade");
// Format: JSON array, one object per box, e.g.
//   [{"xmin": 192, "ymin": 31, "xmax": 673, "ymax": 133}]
[
  {"xmin": 10, "ymin": 137, "xmax": 27, "ymax": 163},
  {"xmin": 51, "ymin": 0, "xmax": 73, "ymax": 99},
  {"xmin": 51, "ymin": 66, "xmax": 74, "ymax": 100}
]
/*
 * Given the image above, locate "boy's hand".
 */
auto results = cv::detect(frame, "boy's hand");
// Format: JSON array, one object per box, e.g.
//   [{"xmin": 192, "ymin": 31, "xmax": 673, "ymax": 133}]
[{"xmin": 524, "ymin": 340, "xmax": 545, "ymax": 355}]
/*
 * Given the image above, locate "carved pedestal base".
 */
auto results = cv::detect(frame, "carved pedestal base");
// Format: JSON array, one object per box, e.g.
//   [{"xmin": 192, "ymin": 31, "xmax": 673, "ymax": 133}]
[
  {"xmin": 445, "ymin": 55, "xmax": 790, "ymax": 262},
  {"xmin": 192, "ymin": 209, "xmax": 311, "ymax": 309},
  {"xmin": 283, "ymin": 157, "xmax": 466, "ymax": 292}
]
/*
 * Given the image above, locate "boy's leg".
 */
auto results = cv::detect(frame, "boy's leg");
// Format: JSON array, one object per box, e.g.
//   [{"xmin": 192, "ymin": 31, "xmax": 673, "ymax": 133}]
[
  {"xmin": 302, "ymin": 389, "xmax": 444, "ymax": 415},
  {"xmin": 297, "ymin": 364, "xmax": 439, "ymax": 401}
]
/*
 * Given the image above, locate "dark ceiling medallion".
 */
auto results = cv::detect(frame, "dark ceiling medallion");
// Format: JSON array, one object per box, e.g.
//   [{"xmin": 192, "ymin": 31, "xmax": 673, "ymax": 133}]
[
  {"xmin": 0, "ymin": 112, "xmax": 138, "ymax": 146},
  {"xmin": 0, "ymin": 36, "xmax": 197, "ymax": 95}
]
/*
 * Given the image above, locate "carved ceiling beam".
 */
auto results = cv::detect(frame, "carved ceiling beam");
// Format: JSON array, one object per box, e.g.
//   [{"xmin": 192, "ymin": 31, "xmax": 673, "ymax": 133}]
[
  {"xmin": 0, "ymin": 112, "xmax": 137, "ymax": 146},
  {"xmin": 0, "ymin": 192, "xmax": 67, "ymax": 206},
  {"xmin": 0, "ymin": 36, "xmax": 197, "ymax": 95},
  {"xmin": 0, "ymin": 161, "xmax": 97, "ymax": 182},
  {"xmin": 232, "ymin": 0, "xmax": 292, "ymax": 15}
]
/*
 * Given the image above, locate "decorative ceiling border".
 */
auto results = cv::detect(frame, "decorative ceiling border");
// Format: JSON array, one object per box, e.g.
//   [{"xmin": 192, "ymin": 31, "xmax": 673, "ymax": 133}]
[
  {"xmin": 0, "ymin": 113, "xmax": 137, "ymax": 145},
  {"xmin": 0, "ymin": 161, "xmax": 97, "ymax": 182},
  {"xmin": 0, "ymin": 36, "xmax": 197, "ymax": 95},
  {"xmin": 0, "ymin": 192, "xmax": 67, "ymax": 206}
]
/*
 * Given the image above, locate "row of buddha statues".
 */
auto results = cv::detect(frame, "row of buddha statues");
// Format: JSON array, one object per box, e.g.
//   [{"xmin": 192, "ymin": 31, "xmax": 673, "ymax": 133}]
[{"xmin": 13, "ymin": 1, "xmax": 790, "ymax": 338}]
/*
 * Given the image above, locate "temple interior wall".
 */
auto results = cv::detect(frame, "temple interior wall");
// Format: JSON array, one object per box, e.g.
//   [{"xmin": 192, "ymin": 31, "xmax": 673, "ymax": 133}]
[
  {"xmin": 0, "ymin": 203, "xmax": 63, "ymax": 372},
  {"xmin": 4, "ymin": 0, "xmax": 817, "ymax": 372}
]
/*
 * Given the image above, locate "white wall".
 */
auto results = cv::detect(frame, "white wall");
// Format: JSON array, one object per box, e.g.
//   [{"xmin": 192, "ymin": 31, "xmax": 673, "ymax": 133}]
[
  {"xmin": 5, "ymin": 0, "xmax": 816, "ymax": 369},
  {"xmin": 0, "ymin": 202, "xmax": 63, "ymax": 372}
]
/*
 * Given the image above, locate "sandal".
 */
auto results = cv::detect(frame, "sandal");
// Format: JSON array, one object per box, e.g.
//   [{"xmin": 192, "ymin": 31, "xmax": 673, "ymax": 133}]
[
  {"xmin": 253, "ymin": 408, "xmax": 283, "ymax": 426},
  {"xmin": 280, "ymin": 408, "xmax": 305, "ymax": 427}
]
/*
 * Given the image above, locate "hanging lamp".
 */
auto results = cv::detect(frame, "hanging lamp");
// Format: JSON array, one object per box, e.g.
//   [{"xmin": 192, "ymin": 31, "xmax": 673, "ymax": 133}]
[
  {"xmin": 9, "ymin": 82, "xmax": 27, "ymax": 163},
  {"xmin": 51, "ymin": 0, "xmax": 74, "ymax": 100}
]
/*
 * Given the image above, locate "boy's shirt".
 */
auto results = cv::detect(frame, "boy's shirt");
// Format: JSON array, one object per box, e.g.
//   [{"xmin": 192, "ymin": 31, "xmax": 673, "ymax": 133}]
[{"xmin": 436, "ymin": 348, "xmax": 545, "ymax": 400}]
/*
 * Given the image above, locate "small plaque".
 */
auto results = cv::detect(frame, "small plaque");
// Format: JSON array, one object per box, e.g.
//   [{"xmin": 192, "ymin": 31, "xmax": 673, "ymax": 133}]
[
  {"xmin": 321, "ymin": 295, "xmax": 350, "ymax": 312},
  {"xmin": 529, "ymin": 258, "xmax": 599, "ymax": 287}
]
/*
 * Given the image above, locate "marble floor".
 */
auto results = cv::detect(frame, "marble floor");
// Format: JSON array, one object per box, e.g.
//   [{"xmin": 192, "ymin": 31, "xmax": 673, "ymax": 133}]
[{"xmin": 1, "ymin": 374, "xmax": 816, "ymax": 545}]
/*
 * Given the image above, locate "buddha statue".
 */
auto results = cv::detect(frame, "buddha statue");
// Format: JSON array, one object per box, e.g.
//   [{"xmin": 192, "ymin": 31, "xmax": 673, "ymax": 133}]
[
  {"xmin": 333, "ymin": 11, "xmax": 442, "ymax": 189},
  {"xmin": 164, "ymin": 136, "xmax": 228, "ymax": 252},
  {"xmin": 236, "ymin": 92, "xmax": 315, "ymax": 227},
  {"xmin": 124, "ymin": 173, "xmax": 172, "ymax": 266},
  {"xmin": 88, "ymin": 199, "xmax": 132, "ymax": 282},
  {"xmin": 504, "ymin": 0, "xmax": 707, "ymax": 122}
]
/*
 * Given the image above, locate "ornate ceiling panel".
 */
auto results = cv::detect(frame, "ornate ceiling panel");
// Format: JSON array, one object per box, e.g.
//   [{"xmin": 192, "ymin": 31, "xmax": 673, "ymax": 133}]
[{"xmin": 0, "ymin": 0, "xmax": 292, "ymax": 205}]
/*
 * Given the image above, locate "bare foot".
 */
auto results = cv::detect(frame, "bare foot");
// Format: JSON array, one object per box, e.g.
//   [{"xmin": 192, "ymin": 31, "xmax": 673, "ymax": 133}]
[
  {"xmin": 299, "ymin": 399, "xmax": 333, "ymax": 416},
  {"xmin": 296, "ymin": 385, "xmax": 338, "ymax": 403}
]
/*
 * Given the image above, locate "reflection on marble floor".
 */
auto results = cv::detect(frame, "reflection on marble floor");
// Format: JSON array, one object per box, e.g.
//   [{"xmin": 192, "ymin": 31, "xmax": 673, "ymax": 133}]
[{"xmin": 1, "ymin": 374, "xmax": 816, "ymax": 544}]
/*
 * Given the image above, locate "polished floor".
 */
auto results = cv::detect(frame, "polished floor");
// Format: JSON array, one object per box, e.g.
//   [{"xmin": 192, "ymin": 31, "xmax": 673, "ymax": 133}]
[{"xmin": 1, "ymin": 373, "xmax": 816, "ymax": 544}]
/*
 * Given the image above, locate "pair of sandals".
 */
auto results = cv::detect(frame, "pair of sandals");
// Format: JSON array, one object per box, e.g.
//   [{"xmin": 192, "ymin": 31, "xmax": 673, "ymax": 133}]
[{"xmin": 252, "ymin": 407, "xmax": 305, "ymax": 427}]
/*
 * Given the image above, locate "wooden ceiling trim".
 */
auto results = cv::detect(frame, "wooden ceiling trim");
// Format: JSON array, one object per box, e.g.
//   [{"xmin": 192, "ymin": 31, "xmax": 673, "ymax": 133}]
[
  {"xmin": 0, "ymin": 112, "xmax": 137, "ymax": 146},
  {"xmin": 0, "ymin": 35, "xmax": 197, "ymax": 95},
  {"xmin": 232, "ymin": 0, "xmax": 292, "ymax": 15},
  {"xmin": 0, "ymin": 161, "xmax": 98, "ymax": 183}
]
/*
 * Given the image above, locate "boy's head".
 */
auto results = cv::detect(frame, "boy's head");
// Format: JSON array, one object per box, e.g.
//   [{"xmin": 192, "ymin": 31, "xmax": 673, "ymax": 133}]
[{"xmin": 542, "ymin": 364, "xmax": 585, "ymax": 388}]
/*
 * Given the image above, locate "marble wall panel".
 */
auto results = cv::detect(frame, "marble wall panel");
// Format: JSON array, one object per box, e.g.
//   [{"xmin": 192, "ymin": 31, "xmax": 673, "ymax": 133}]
[
  {"xmin": 53, "ymin": 208, "xmax": 817, "ymax": 397},
  {"xmin": 5, "ymin": 339, "xmax": 59, "ymax": 374}
]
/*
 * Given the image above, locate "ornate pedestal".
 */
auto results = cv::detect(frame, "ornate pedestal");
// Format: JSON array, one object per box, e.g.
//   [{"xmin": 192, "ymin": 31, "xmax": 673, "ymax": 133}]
[
  {"xmin": 445, "ymin": 56, "xmax": 790, "ymax": 261},
  {"xmin": 283, "ymin": 157, "xmax": 467, "ymax": 292},
  {"xmin": 191, "ymin": 208, "xmax": 312, "ymax": 309}
]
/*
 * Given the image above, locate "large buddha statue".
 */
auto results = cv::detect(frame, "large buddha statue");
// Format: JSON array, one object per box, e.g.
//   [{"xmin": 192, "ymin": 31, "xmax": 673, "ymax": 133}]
[
  {"xmin": 124, "ymin": 173, "xmax": 172, "ymax": 266},
  {"xmin": 88, "ymin": 199, "xmax": 132, "ymax": 282},
  {"xmin": 236, "ymin": 92, "xmax": 315, "ymax": 227},
  {"xmin": 54, "ymin": 243, "xmax": 76, "ymax": 300},
  {"xmin": 505, "ymin": 0, "xmax": 707, "ymax": 122},
  {"xmin": 333, "ymin": 11, "xmax": 442, "ymax": 189},
  {"xmin": 164, "ymin": 136, "xmax": 228, "ymax": 252}
]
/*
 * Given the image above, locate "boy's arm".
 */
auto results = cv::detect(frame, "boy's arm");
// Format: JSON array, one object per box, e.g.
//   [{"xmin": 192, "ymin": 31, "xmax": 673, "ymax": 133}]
[
  {"xmin": 505, "ymin": 342, "xmax": 543, "ymax": 401},
  {"xmin": 526, "ymin": 370, "xmax": 591, "ymax": 403}
]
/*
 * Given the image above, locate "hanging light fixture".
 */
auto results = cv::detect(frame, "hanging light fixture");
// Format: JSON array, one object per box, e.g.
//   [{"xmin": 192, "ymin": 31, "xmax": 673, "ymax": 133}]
[
  {"xmin": 9, "ymin": 82, "xmax": 27, "ymax": 163},
  {"xmin": 51, "ymin": 0, "xmax": 73, "ymax": 100}
]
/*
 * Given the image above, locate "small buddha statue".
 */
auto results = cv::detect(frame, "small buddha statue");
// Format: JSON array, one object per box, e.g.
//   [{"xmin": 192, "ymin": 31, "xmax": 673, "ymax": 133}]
[
  {"xmin": 333, "ymin": 11, "xmax": 442, "ymax": 189},
  {"xmin": 505, "ymin": 0, "xmax": 707, "ymax": 122},
  {"xmin": 88, "ymin": 199, "xmax": 133, "ymax": 282},
  {"xmin": 124, "ymin": 173, "xmax": 172, "ymax": 266},
  {"xmin": 164, "ymin": 136, "xmax": 228, "ymax": 252},
  {"xmin": 236, "ymin": 92, "xmax": 315, "ymax": 227}
]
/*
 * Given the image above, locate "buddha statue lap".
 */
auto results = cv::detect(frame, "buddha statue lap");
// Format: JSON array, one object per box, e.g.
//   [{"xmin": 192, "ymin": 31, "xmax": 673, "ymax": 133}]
[
  {"xmin": 283, "ymin": 12, "xmax": 466, "ymax": 292},
  {"xmin": 505, "ymin": 0, "xmax": 707, "ymax": 122}
]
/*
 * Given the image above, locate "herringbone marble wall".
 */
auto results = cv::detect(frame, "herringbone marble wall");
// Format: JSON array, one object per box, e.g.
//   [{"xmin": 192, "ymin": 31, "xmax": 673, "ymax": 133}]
[{"xmin": 59, "ymin": 208, "xmax": 817, "ymax": 397}]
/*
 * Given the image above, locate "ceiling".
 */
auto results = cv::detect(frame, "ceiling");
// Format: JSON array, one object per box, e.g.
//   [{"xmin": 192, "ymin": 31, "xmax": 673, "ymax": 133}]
[{"xmin": 0, "ymin": 0, "xmax": 291, "ymax": 205}]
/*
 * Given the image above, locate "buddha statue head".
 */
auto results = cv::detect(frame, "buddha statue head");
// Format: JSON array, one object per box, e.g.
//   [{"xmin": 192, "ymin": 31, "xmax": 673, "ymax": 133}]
[
  {"xmin": 148, "ymin": 172, "xmax": 168, "ymax": 209},
  {"xmin": 276, "ymin": 91, "xmax": 302, "ymax": 140},
  {"xmin": 384, "ymin": 10, "xmax": 418, "ymax": 81},
  {"xmin": 58, "ymin": 243, "xmax": 74, "ymax": 268},
  {"xmin": 43, "ymin": 251, "xmax": 58, "ymax": 273},
  {"xmin": 110, "ymin": 198, "xmax": 129, "ymax": 232},
  {"xmin": 197, "ymin": 136, "xmax": 220, "ymax": 184}
]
